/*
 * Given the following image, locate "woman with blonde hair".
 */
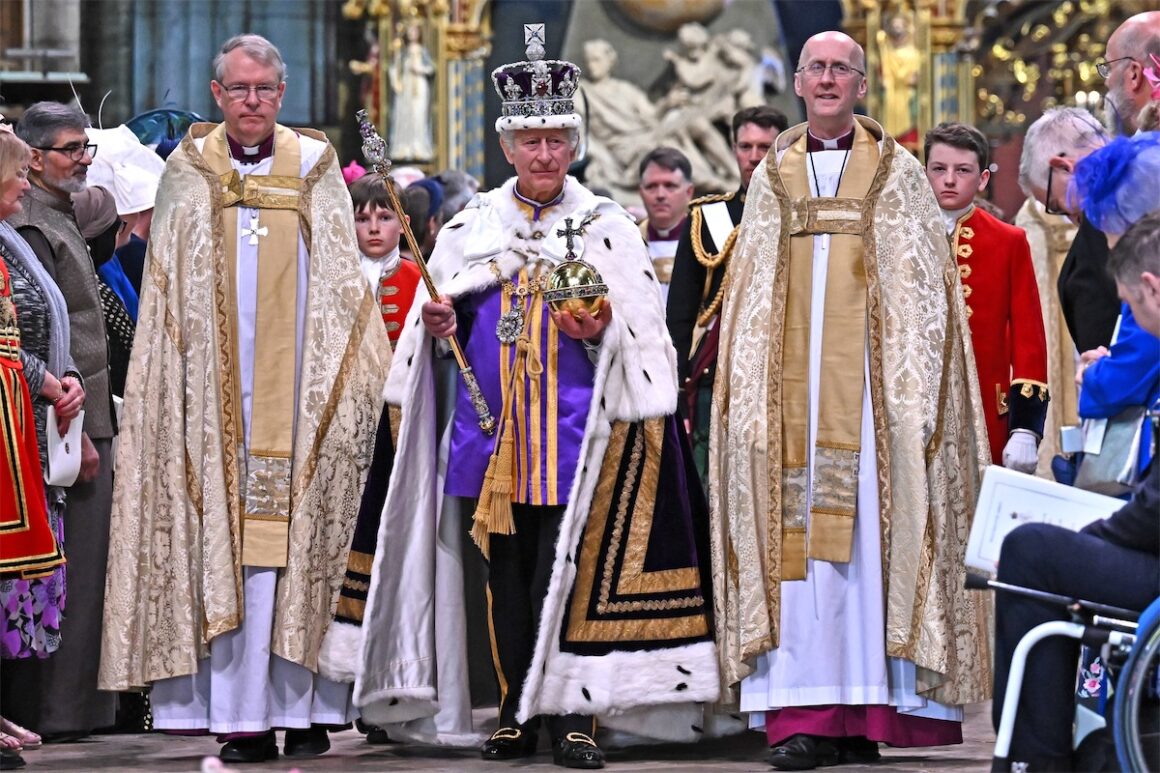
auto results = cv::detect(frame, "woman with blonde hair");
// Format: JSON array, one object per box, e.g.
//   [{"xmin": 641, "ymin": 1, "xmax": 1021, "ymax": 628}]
[{"xmin": 0, "ymin": 126, "xmax": 85, "ymax": 769}]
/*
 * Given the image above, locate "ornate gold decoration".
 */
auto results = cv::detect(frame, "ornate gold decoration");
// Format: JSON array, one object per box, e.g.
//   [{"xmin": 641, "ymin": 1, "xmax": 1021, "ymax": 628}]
[
  {"xmin": 962, "ymin": 0, "xmax": 1153, "ymax": 133},
  {"xmin": 344, "ymin": 0, "xmax": 493, "ymax": 173}
]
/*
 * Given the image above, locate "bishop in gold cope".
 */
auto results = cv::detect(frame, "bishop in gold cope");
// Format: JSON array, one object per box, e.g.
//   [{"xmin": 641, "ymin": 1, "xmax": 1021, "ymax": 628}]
[{"xmin": 99, "ymin": 33, "xmax": 388, "ymax": 764}]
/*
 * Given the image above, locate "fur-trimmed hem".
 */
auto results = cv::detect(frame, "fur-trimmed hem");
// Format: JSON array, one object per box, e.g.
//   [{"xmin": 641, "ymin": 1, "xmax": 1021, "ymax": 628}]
[
  {"xmin": 382, "ymin": 723, "xmax": 490, "ymax": 748},
  {"xmin": 599, "ymin": 704, "xmax": 706, "ymax": 744},
  {"xmin": 357, "ymin": 686, "xmax": 438, "ymax": 727},
  {"xmin": 316, "ymin": 620, "xmax": 362, "ymax": 683},
  {"xmin": 521, "ymin": 641, "xmax": 719, "ymax": 723}
]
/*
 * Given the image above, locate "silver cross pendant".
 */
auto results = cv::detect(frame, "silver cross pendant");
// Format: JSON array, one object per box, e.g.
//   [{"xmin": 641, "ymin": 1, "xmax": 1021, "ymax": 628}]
[{"xmin": 242, "ymin": 215, "xmax": 269, "ymax": 246}]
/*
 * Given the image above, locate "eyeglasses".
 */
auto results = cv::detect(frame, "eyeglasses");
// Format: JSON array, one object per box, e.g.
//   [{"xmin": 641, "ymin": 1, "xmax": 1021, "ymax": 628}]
[
  {"xmin": 1044, "ymin": 162, "xmax": 1067, "ymax": 216},
  {"xmin": 35, "ymin": 143, "xmax": 97, "ymax": 161},
  {"xmin": 1096, "ymin": 56, "xmax": 1136, "ymax": 79},
  {"xmin": 795, "ymin": 61, "xmax": 865, "ymax": 80},
  {"xmin": 218, "ymin": 83, "xmax": 281, "ymax": 102}
]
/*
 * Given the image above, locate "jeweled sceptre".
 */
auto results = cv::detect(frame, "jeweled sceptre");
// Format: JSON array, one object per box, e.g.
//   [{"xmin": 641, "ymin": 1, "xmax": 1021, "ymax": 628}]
[{"xmin": 357, "ymin": 109, "xmax": 496, "ymax": 435}]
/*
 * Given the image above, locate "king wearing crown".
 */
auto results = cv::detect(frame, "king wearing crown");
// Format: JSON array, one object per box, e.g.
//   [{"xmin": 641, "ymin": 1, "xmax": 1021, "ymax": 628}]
[{"xmin": 354, "ymin": 24, "xmax": 720, "ymax": 769}]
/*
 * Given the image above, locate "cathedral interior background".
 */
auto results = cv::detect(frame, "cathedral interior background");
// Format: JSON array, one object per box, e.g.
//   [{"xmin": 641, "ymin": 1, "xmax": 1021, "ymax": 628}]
[{"xmin": 0, "ymin": 0, "xmax": 1154, "ymax": 215}]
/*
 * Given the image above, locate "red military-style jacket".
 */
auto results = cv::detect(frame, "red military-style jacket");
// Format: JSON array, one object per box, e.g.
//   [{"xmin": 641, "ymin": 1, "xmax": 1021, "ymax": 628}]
[
  {"xmin": 377, "ymin": 259, "xmax": 422, "ymax": 350},
  {"xmin": 951, "ymin": 205, "xmax": 1050, "ymax": 463}
]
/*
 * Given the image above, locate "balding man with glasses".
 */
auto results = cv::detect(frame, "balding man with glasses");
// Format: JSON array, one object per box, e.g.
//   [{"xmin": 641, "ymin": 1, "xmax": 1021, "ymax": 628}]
[
  {"xmin": 4, "ymin": 101, "xmax": 117, "ymax": 742},
  {"xmin": 711, "ymin": 30, "xmax": 989, "ymax": 770}
]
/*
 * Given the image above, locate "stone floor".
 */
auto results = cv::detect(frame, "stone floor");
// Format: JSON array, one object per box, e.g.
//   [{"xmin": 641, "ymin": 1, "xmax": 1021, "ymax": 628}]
[{"xmin": 13, "ymin": 704, "xmax": 995, "ymax": 772}]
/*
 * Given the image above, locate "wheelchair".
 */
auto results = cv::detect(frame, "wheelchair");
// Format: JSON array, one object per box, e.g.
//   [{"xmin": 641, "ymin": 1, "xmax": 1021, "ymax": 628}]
[{"xmin": 967, "ymin": 573, "xmax": 1160, "ymax": 771}]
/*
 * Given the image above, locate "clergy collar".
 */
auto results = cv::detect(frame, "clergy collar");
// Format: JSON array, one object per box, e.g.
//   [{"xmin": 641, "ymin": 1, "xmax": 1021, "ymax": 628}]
[
  {"xmin": 227, "ymin": 132, "xmax": 275, "ymax": 165},
  {"xmin": 806, "ymin": 126, "xmax": 855, "ymax": 152},
  {"xmin": 648, "ymin": 215, "xmax": 687, "ymax": 242},
  {"xmin": 512, "ymin": 182, "xmax": 566, "ymax": 222}
]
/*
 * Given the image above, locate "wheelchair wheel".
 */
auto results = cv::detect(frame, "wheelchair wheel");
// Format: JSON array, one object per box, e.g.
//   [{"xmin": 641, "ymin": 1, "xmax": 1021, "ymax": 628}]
[{"xmin": 1114, "ymin": 607, "xmax": 1160, "ymax": 772}]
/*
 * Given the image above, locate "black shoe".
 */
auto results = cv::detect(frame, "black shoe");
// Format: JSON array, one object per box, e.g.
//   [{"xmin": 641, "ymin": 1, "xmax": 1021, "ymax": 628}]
[
  {"xmin": 283, "ymin": 726, "xmax": 331, "ymax": 758},
  {"xmin": 365, "ymin": 726, "xmax": 394, "ymax": 744},
  {"xmin": 219, "ymin": 731, "xmax": 278, "ymax": 763},
  {"xmin": 837, "ymin": 736, "xmax": 880, "ymax": 764},
  {"xmin": 481, "ymin": 726, "xmax": 538, "ymax": 760},
  {"xmin": 552, "ymin": 732, "xmax": 605, "ymax": 769},
  {"xmin": 768, "ymin": 734, "xmax": 841, "ymax": 770},
  {"xmin": 0, "ymin": 749, "xmax": 25, "ymax": 771}
]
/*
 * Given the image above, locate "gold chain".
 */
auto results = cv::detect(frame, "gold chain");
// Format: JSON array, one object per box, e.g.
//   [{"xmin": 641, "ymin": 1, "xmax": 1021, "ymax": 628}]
[{"xmin": 490, "ymin": 261, "xmax": 548, "ymax": 297}]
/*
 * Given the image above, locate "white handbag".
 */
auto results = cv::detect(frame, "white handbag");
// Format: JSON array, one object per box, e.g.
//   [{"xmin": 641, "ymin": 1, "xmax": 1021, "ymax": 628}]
[
  {"xmin": 44, "ymin": 406, "xmax": 84, "ymax": 487},
  {"xmin": 1075, "ymin": 407, "xmax": 1145, "ymax": 497}
]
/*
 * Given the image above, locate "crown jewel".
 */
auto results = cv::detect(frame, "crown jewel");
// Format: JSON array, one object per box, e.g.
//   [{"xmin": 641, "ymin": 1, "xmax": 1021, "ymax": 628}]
[{"xmin": 491, "ymin": 23, "xmax": 581, "ymax": 131}]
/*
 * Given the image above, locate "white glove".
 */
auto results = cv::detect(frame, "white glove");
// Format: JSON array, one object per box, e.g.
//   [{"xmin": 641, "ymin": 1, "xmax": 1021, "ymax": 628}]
[{"xmin": 1002, "ymin": 429, "xmax": 1039, "ymax": 473}]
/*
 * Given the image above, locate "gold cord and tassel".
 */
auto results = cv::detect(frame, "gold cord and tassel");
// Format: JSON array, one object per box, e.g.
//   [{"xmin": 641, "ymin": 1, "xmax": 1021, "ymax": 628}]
[{"xmin": 471, "ymin": 276, "xmax": 545, "ymax": 559}]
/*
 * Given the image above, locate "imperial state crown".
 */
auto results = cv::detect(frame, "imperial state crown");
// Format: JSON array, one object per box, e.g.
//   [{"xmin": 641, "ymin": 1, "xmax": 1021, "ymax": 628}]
[{"xmin": 492, "ymin": 23, "xmax": 582, "ymax": 133}]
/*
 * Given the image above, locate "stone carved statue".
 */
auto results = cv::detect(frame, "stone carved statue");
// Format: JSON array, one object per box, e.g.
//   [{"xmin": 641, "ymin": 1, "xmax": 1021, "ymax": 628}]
[
  {"xmin": 389, "ymin": 21, "xmax": 436, "ymax": 161},
  {"xmin": 580, "ymin": 29, "xmax": 766, "ymax": 200}
]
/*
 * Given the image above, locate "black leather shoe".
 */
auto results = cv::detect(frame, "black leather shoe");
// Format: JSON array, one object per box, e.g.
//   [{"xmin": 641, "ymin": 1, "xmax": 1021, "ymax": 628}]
[
  {"xmin": 366, "ymin": 726, "xmax": 393, "ymax": 744},
  {"xmin": 219, "ymin": 731, "xmax": 278, "ymax": 763},
  {"xmin": 768, "ymin": 734, "xmax": 840, "ymax": 770},
  {"xmin": 837, "ymin": 736, "xmax": 880, "ymax": 764},
  {"xmin": 0, "ymin": 749, "xmax": 25, "ymax": 771},
  {"xmin": 481, "ymin": 726, "xmax": 538, "ymax": 760},
  {"xmin": 283, "ymin": 726, "xmax": 330, "ymax": 758},
  {"xmin": 552, "ymin": 732, "xmax": 605, "ymax": 769}
]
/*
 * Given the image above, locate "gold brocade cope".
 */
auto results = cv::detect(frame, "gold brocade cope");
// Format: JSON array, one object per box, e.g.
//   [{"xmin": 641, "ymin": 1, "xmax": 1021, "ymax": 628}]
[
  {"xmin": 202, "ymin": 123, "xmax": 302, "ymax": 568},
  {"xmin": 777, "ymin": 123, "xmax": 879, "ymax": 579}
]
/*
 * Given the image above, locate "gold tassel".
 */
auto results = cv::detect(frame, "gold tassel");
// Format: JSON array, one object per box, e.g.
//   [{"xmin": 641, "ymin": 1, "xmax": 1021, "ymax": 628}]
[{"xmin": 471, "ymin": 422, "xmax": 517, "ymax": 556}]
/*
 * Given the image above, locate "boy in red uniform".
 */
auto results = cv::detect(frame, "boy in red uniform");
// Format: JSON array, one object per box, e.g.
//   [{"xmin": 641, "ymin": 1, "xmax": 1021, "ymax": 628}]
[
  {"xmin": 925, "ymin": 122, "xmax": 1049, "ymax": 470},
  {"xmin": 350, "ymin": 173, "xmax": 422, "ymax": 348}
]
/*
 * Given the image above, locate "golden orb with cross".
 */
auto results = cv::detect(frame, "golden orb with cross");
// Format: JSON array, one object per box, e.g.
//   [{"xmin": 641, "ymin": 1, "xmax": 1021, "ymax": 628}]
[{"xmin": 543, "ymin": 215, "xmax": 608, "ymax": 318}]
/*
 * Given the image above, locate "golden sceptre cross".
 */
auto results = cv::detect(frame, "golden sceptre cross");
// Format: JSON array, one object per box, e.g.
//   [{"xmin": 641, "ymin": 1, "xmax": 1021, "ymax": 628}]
[{"xmin": 356, "ymin": 109, "xmax": 496, "ymax": 435}]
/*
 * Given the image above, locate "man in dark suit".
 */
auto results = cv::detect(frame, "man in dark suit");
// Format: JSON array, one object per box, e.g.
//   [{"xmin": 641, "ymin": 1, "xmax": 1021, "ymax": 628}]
[
  {"xmin": 992, "ymin": 212, "xmax": 1160, "ymax": 772},
  {"xmin": 666, "ymin": 105, "xmax": 787, "ymax": 483}
]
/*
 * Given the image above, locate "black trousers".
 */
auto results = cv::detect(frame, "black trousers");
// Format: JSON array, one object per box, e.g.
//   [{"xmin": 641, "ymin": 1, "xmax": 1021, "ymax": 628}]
[
  {"xmin": 993, "ymin": 523, "xmax": 1159, "ymax": 764},
  {"xmin": 486, "ymin": 503, "xmax": 593, "ymax": 740}
]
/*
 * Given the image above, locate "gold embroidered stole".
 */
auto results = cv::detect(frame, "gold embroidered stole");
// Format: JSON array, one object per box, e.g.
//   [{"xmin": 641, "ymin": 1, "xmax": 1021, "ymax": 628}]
[
  {"xmin": 778, "ymin": 123, "xmax": 879, "ymax": 579},
  {"xmin": 202, "ymin": 123, "xmax": 302, "ymax": 568}
]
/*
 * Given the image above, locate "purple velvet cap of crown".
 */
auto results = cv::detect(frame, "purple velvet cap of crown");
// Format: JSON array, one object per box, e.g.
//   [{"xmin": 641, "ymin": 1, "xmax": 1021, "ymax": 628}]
[{"xmin": 491, "ymin": 25, "xmax": 582, "ymax": 132}]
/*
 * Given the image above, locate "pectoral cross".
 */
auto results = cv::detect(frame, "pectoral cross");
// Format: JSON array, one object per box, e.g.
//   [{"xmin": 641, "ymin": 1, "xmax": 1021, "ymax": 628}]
[
  {"xmin": 556, "ymin": 217, "xmax": 582, "ymax": 259},
  {"xmin": 242, "ymin": 215, "xmax": 268, "ymax": 246}
]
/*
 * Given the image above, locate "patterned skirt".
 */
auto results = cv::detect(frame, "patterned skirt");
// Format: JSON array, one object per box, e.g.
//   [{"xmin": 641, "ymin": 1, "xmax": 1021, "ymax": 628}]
[
  {"xmin": 0, "ymin": 363, "xmax": 64, "ymax": 577},
  {"xmin": 1, "ymin": 500, "xmax": 66, "ymax": 659}
]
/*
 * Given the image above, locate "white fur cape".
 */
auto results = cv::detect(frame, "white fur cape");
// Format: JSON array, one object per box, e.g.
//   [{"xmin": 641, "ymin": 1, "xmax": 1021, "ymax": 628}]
[{"xmin": 352, "ymin": 176, "xmax": 720, "ymax": 744}]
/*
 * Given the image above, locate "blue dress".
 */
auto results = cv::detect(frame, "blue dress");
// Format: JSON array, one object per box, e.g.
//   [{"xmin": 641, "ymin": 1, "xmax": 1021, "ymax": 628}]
[{"xmin": 1078, "ymin": 302, "xmax": 1160, "ymax": 476}]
